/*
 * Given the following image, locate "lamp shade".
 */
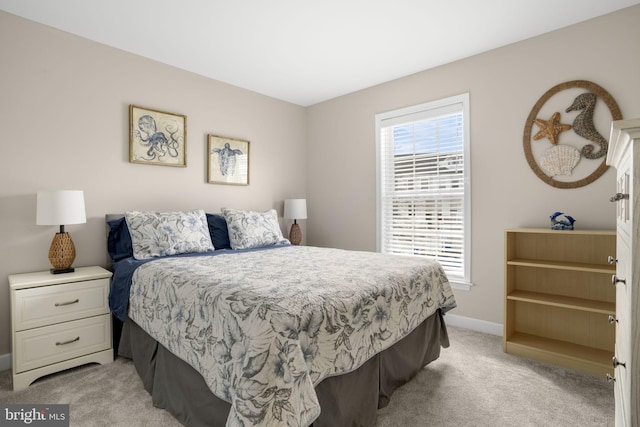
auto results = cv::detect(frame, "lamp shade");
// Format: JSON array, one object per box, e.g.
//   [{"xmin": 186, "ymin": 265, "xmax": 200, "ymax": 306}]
[
  {"xmin": 284, "ymin": 199, "xmax": 307, "ymax": 220},
  {"xmin": 37, "ymin": 190, "xmax": 86, "ymax": 226}
]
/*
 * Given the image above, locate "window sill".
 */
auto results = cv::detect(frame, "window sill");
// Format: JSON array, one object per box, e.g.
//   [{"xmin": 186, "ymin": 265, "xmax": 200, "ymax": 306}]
[{"xmin": 449, "ymin": 279, "xmax": 472, "ymax": 291}]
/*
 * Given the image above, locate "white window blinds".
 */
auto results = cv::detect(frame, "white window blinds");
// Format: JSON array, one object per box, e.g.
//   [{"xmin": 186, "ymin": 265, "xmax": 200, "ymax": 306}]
[{"xmin": 376, "ymin": 94, "xmax": 471, "ymax": 287}]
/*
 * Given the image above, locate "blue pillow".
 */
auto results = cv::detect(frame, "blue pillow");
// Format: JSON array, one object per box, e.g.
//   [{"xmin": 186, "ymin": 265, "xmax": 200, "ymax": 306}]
[
  {"xmin": 107, "ymin": 217, "xmax": 133, "ymax": 261},
  {"xmin": 206, "ymin": 213, "xmax": 232, "ymax": 250}
]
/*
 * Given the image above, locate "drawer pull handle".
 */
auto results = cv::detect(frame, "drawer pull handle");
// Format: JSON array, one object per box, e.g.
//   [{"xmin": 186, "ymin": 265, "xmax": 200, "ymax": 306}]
[
  {"xmin": 608, "ymin": 255, "xmax": 618, "ymax": 264},
  {"xmin": 55, "ymin": 299, "xmax": 79, "ymax": 307},
  {"xmin": 609, "ymin": 193, "xmax": 629, "ymax": 202},
  {"xmin": 55, "ymin": 337, "xmax": 80, "ymax": 346},
  {"xmin": 606, "ymin": 373, "xmax": 616, "ymax": 383},
  {"xmin": 612, "ymin": 356, "xmax": 626, "ymax": 369},
  {"xmin": 608, "ymin": 315, "xmax": 618, "ymax": 324},
  {"xmin": 612, "ymin": 275, "xmax": 626, "ymax": 286}
]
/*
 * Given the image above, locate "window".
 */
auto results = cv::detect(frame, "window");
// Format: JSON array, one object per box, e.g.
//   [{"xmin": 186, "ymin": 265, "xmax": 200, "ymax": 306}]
[{"xmin": 376, "ymin": 93, "xmax": 471, "ymax": 289}]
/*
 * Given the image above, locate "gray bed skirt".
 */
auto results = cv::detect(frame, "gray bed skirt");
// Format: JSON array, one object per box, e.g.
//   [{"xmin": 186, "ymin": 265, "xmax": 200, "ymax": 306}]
[{"xmin": 118, "ymin": 310, "xmax": 449, "ymax": 427}]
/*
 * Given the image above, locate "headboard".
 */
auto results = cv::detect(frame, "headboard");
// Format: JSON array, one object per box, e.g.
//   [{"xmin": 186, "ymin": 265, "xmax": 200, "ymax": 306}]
[
  {"xmin": 105, "ymin": 213, "xmax": 124, "ymax": 222},
  {"xmin": 105, "ymin": 214, "xmax": 125, "ymax": 268}
]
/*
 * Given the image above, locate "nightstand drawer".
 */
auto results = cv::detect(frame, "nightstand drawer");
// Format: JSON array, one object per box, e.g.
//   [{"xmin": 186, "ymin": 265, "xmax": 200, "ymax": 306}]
[
  {"xmin": 14, "ymin": 314, "xmax": 111, "ymax": 373},
  {"xmin": 13, "ymin": 278, "xmax": 109, "ymax": 331}
]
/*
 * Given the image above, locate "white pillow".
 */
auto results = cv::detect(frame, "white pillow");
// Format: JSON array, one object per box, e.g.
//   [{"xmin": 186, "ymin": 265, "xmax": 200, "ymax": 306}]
[
  {"xmin": 221, "ymin": 208, "xmax": 289, "ymax": 249},
  {"xmin": 125, "ymin": 210, "xmax": 214, "ymax": 259}
]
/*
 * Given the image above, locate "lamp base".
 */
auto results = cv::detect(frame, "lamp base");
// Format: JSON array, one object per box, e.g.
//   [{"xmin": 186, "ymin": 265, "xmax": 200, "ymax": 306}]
[
  {"xmin": 48, "ymin": 232, "xmax": 76, "ymax": 275},
  {"xmin": 289, "ymin": 223, "xmax": 302, "ymax": 245},
  {"xmin": 50, "ymin": 267, "xmax": 75, "ymax": 274}
]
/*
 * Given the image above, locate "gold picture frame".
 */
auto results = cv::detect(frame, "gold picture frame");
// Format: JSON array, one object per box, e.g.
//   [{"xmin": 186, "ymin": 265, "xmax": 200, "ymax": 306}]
[
  {"xmin": 129, "ymin": 105, "xmax": 187, "ymax": 167},
  {"xmin": 208, "ymin": 134, "xmax": 250, "ymax": 185}
]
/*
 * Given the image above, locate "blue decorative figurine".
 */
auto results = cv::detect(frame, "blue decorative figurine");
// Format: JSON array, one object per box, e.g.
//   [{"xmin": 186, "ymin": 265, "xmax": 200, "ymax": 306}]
[{"xmin": 550, "ymin": 211, "xmax": 576, "ymax": 230}]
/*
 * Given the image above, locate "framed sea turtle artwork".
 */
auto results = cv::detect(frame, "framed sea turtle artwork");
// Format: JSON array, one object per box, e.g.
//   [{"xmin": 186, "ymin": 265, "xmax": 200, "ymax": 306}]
[
  {"xmin": 522, "ymin": 80, "xmax": 622, "ymax": 188},
  {"xmin": 207, "ymin": 134, "xmax": 250, "ymax": 185}
]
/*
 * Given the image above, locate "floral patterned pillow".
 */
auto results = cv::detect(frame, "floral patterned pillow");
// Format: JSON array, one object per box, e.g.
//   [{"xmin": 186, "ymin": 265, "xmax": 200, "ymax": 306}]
[
  {"xmin": 221, "ymin": 208, "xmax": 290, "ymax": 249},
  {"xmin": 125, "ymin": 210, "xmax": 214, "ymax": 259}
]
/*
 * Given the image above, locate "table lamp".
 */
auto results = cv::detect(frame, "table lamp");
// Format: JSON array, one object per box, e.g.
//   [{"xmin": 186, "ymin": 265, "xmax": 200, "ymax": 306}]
[
  {"xmin": 284, "ymin": 199, "xmax": 307, "ymax": 245},
  {"xmin": 36, "ymin": 190, "xmax": 86, "ymax": 274}
]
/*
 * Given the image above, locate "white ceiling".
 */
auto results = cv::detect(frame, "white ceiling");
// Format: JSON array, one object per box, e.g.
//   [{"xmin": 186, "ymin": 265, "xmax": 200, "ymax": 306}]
[{"xmin": 1, "ymin": 0, "xmax": 639, "ymax": 106}]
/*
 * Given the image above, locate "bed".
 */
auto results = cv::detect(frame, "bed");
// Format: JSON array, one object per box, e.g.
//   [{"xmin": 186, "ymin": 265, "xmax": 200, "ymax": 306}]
[{"xmin": 107, "ymin": 209, "xmax": 456, "ymax": 427}]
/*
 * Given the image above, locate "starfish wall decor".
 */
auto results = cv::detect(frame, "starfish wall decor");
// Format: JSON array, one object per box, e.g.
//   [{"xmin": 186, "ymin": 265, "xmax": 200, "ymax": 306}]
[{"xmin": 533, "ymin": 112, "xmax": 571, "ymax": 144}]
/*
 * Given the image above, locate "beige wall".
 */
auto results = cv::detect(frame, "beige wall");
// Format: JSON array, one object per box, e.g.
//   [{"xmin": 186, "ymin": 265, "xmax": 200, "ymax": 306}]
[
  {"xmin": 0, "ymin": 11, "xmax": 307, "ymax": 356},
  {"xmin": 306, "ymin": 5, "xmax": 640, "ymax": 326}
]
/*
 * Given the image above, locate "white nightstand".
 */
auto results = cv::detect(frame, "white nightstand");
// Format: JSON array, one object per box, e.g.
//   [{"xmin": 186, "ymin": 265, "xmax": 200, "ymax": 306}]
[{"xmin": 9, "ymin": 266, "xmax": 113, "ymax": 391}]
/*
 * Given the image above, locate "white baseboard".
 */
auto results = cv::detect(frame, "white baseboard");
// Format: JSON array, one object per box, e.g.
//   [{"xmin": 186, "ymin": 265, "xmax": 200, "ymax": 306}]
[
  {"xmin": 444, "ymin": 313, "xmax": 503, "ymax": 336},
  {"xmin": 0, "ymin": 353, "xmax": 11, "ymax": 372}
]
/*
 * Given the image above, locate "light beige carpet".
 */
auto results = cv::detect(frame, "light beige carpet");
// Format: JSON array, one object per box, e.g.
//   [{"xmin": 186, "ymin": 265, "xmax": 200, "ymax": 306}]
[{"xmin": 0, "ymin": 326, "xmax": 614, "ymax": 426}]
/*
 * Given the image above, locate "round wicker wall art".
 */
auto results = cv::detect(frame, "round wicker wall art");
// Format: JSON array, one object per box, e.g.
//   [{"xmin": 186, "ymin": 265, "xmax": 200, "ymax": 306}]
[{"xmin": 523, "ymin": 80, "xmax": 622, "ymax": 188}]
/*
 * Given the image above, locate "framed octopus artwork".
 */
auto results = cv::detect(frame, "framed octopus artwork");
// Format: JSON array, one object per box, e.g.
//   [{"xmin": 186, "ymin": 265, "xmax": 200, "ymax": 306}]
[
  {"xmin": 129, "ymin": 105, "xmax": 187, "ymax": 167},
  {"xmin": 207, "ymin": 134, "xmax": 250, "ymax": 185},
  {"xmin": 523, "ymin": 80, "xmax": 622, "ymax": 188}
]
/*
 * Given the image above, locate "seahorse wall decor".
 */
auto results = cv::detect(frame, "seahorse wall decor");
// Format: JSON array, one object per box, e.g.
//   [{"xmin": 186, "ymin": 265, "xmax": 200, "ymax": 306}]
[
  {"xmin": 522, "ymin": 80, "xmax": 623, "ymax": 189},
  {"xmin": 565, "ymin": 92, "xmax": 608, "ymax": 159}
]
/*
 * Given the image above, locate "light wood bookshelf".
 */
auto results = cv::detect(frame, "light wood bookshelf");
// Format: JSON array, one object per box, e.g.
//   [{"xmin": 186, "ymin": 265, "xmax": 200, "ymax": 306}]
[{"xmin": 504, "ymin": 228, "xmax": 616, "ymax": 376}]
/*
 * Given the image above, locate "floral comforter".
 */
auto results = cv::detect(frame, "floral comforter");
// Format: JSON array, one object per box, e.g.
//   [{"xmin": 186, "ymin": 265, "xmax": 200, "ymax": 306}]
[{"xmin": 128, "ymin": 245, "xmax": 456, "ymax": 427}]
